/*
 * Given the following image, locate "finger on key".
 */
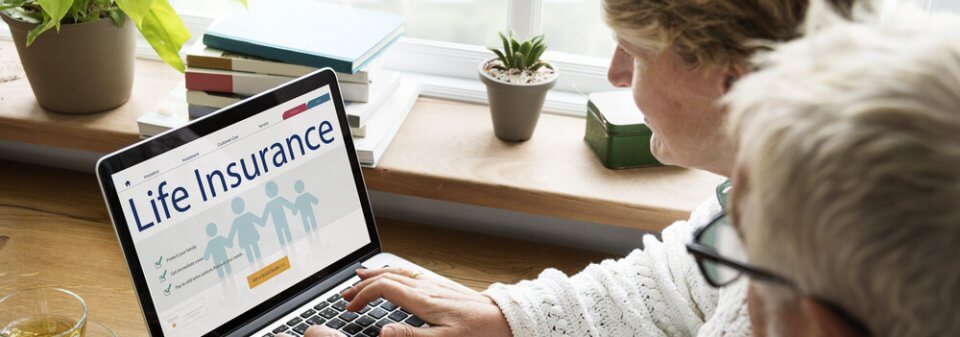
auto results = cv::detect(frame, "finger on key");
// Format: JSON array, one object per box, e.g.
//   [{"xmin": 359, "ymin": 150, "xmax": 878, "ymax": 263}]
[
  {"xmin": 356, "ymin": 267, "xmax": 420, "ymax": 280},
  {"xmin": 345, "ymin": 273, "xmax": 423, "ymax": 311},
  {"xmin": 343, "ymin": 272, "xmax": 420, "ymax": 302},
  {"xmin": 348, "ymin": 277, "xmax": 431, "ymax": 317},
  {"xmin": 303, "ymin": 325, "xmax": 346, "ymax": 337},
  {"xmin": 380, "ymin": 323, "xmax": 437, "ymax": 337}
]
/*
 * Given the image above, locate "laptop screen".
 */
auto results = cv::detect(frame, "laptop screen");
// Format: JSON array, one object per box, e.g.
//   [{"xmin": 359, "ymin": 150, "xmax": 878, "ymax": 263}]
[{"xmin": 106, "ymin": 83, "xmax": 372, "ymax": 337}]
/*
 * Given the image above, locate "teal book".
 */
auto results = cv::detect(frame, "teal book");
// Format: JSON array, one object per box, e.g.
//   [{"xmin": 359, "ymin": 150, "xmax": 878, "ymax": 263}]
[{"xmin": 203, "ymin": 0, "xmax": 404, "ymax": 74}]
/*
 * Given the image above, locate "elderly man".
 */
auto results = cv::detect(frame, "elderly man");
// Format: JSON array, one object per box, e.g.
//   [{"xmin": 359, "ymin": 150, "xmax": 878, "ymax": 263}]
[{"xmin": 687, "ymin": 3, "xmax": 960, "ymax": 337}]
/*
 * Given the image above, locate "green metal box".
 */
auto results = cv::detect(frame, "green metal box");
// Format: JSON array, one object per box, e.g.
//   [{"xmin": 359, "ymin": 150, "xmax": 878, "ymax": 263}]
[{"xmin": 584, "ymin": 91, "xmax": 661, "ymax": 169}]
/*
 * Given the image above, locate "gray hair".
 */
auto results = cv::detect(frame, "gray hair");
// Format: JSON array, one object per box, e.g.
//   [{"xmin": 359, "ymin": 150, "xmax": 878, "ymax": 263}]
[{"xmin": 725, "ymin": 2, "xmax": 960, "ymax": 336}]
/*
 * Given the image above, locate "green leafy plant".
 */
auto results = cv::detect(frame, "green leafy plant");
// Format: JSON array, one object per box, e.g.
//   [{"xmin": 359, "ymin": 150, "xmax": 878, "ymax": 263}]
[
  {"xmin": 0, "ymin": 0, "xmax": 246, "ymax": 72},
  {"xmin": 488, "ymin": 30, "xmax": 551, "ymax": 72}
]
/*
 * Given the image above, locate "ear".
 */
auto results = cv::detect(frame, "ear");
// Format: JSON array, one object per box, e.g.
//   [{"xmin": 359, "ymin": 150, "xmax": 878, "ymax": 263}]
[
  {"xmin": 719, "ymin": 65, "xmax": 748, "ymax": 95},
  {"xmin": 799, "ymin": 297, "xmax": 869, "ymax": 337}
]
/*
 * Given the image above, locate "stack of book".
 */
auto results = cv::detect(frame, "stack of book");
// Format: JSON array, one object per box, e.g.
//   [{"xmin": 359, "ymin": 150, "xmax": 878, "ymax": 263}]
[{"xmin": 138, "ymin": 0, "xmax": 422, "ymax": 167}]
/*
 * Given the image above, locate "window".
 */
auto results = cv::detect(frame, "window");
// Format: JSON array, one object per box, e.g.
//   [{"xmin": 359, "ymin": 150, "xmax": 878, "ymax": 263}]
[
  {"xmin": 321, "ymin": 0, "xmax": 509, "ymax": 47},
  {"xmin": 542, "ymin": 0, "xmax": 615, "ymax": 59},
  {"xmin": 164, "ymin": 0, "xmax": 618, "ymax": 115}
]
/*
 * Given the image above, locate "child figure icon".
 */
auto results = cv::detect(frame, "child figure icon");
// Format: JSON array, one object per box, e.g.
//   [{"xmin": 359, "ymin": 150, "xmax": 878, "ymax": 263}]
[
  {"xmin": 261, "ymin": 181, "xmax": 298, "ymax": 247},
  {"xmin": 228, "ymin": 197, "xmax": 265, "ymax": 263},
  {"xmin": 203, "ymin": 222, "xmax": 234, "ymax": 278},
  {"xmin": 293, "ymin": 180, "xmax": 320, "ymax": 233}
]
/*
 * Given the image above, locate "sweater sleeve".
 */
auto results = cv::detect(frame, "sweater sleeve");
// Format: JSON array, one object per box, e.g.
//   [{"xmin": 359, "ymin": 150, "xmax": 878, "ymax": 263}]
[{"xmin": 483, "ymin": 199, "xmax": 729, "ymax": 337}]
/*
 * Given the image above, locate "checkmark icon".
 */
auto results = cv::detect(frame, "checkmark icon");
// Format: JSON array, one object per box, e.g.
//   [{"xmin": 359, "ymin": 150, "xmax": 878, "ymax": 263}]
[
  {"xmin": 160, "ymin": 270, "xmax": 168, "ymax": 282},
  {"xmin": 164, "ymin": 284, "xmax": 172, "ymax": 296},
  {"xmin": 155, "ymin": 256, "xmax": 163, "ymax": 269}
]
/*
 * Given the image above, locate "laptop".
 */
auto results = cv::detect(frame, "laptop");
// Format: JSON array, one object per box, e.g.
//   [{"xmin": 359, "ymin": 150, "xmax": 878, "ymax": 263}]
[{"xmin": 96, "ymin": 69, "xmax": 433, "ymax": 337}]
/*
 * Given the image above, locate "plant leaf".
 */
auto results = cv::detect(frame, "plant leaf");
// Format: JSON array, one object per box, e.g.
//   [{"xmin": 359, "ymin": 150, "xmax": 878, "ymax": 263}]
[
  {"xmin": 114, "ymin": 0, "xmax": 152, "ymax": 26},
  {"xmin": 136, "ymin": 0, "xmax": 190, "ymax": 72},
  {"xmin": 489, "ymin": 48, "xmax": 507, "ymax": 64},
  {"xmin": 526, "ymin": 43, "xmax": 542, "ymax": 69},
  {"xmin": 498, "ymin": 31, "xmax": 511, "ymax": 62},
  {"xmin": 0, "ymin": 0, "xmax": 28, "ymax": 11},
  {"xmin": 107, "ymin": 7, "xmax": 123, "ymax": 27},
  {"xmin": 513, "ymin": 51, "xmax": 525, "ymax": 70},
  {"xmin": 4, "ymin": 6, "xmax": 43, "ymax": 23},
  {"xmin": 25, "ymin": 12, "xmax": 55, "ymax": 45},
  {"xmin": 37, "ymin": 0, "xmax": 73, "ymax": 30}
]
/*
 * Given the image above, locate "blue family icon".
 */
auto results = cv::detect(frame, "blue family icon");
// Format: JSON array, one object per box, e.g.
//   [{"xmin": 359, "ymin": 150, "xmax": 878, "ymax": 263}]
[
  {"xmin": 262, "ymin": 181, "xmax": 298, "ymax": 247},
  {"xmin": 203, "ymin": 222, "xmax": 234, "ymax": 278},
  {"xmin": 293, "ymin": 180, "xmax": 320, "ymax": 232},
  {"xmin": 228, "ymin": 197, "xmax": 265, "ymax": 263}
]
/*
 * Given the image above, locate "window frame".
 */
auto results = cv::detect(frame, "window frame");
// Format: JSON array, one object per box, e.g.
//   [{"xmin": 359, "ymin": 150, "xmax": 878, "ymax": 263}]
[{"xmin": 0, "ymin": 0, "xmax": 617, "ymax": 116}]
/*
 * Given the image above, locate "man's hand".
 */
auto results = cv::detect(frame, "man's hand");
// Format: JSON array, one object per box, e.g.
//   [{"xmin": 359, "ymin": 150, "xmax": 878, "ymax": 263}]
[{"xmin": 292, "ymin": 267, "xmax": 513, "ymax": 337}]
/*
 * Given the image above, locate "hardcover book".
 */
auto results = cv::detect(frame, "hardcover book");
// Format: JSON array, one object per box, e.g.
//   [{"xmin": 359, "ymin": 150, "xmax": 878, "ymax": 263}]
[
  {"xmin": 185, "ymin": 67, "xmax": 372, "ymax": 102},
  {"xmin": 203, "ymin": 0, "xmax": 404, "ymax": 74},
  {"xmin": 186, "ymin": 42, "xmax": 381, "ymax": 83}
]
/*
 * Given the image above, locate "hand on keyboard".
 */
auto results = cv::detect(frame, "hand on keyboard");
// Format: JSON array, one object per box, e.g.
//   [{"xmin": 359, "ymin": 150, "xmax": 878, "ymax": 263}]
[{"xmin": 331, "ymin": 267, "xmax": 512, "ymax": 337}]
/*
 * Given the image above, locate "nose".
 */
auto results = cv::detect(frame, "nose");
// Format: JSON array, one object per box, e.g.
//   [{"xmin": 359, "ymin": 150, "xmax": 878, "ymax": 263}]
[{"xmin": 608, "ymin": 47, "xmax": 632, "ymax": 88}]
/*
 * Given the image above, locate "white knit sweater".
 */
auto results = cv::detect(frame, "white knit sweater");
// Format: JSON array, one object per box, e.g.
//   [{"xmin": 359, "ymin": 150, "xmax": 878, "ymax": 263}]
[{"xmin": 483, "ymin": 197, "xmax": 751, "ymax": 337}]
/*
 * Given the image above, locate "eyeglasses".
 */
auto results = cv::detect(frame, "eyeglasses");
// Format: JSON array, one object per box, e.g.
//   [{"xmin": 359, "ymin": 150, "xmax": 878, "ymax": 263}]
[{"xmin": 685, "ymin": 211, "xmax": 872, "ymax": 336}]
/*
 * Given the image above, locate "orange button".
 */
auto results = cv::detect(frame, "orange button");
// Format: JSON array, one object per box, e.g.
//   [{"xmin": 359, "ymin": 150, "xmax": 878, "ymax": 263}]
[{"xmin": 247, "ymin": 256, "xmax": 291, "ymax": 289}]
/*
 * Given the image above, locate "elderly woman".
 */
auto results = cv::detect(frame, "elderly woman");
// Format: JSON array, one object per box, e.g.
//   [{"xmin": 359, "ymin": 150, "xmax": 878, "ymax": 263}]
[
  {"xmin": 293, "ymin": 0, "xmax": 852, "ymax": 336},
  {"xmin": 708, "ymin": 5, "xmax": 960, "ymax": 336}
]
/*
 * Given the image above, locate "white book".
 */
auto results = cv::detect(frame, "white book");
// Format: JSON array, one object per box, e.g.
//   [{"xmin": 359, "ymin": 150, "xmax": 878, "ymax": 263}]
[
  {"xmin": 353, "ymin": 77, "xmax": 422, "ymax": 166},
  {"xmin": 185, "ymin": 67, "xmax": 372, "ymax": 102},
  {"xmin": 138, "ymin": 86, "xmax": 189, "ymax": 138},
  {"xmin": 344, "ymin": 70, "xmax": 401, "ymax": 128},
  {"xmin": 139, "ymin": 83, "xmax": 365, "ymax": 138}
]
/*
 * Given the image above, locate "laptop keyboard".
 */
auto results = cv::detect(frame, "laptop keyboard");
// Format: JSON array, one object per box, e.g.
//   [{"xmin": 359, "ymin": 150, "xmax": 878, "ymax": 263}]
[{"xmin": 263, "ymin": 285, "xmax": 425, "ymax": 337}]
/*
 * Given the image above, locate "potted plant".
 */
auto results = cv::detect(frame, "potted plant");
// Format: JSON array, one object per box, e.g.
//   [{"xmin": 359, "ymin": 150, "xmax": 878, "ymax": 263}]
[
  {"xmin": 479, "ymin": 31, "xmax": 558, "ymax": 142},
  {"xmin": 0, "ymin": 0, "xmax": 209, "ymax": 114}
]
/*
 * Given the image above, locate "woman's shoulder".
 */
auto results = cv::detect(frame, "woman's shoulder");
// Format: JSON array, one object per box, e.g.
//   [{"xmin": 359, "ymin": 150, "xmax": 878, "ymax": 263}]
[{"xmin": 662, "ymin": 195, "xmax": 723, "ymax": 239}]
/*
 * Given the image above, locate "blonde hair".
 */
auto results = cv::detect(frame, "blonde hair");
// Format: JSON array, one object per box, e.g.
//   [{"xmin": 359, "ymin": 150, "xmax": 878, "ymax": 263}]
[
  {"xmin": 602, "ymin": 0, "xmax": 854, "ymax": 70},
  {"xmin": 727, "ymin": 3, "xmax": 960, "ymax": 336}
]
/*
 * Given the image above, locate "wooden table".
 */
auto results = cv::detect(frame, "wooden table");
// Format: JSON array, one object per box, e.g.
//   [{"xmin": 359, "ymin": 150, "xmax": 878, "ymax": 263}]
[{"xmin": 0, "ymin": 160, "xmax": 613, "ymax": 337}]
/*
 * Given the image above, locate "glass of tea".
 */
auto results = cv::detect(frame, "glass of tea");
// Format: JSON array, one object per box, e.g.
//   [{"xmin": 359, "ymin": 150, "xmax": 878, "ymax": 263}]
[{"xmin": 0, "ymin": 288, "xmax": 87, "ymax": 337}]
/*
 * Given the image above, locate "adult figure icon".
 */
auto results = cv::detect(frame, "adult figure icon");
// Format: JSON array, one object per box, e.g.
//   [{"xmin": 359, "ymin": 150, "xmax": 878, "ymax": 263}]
[
  {"xmin": 262, "ymin": 181, "xmax": 298, "ymax": 247},
  {"xmin": 227, "ymin": 197, "xmax": 265, "ymax": 263},
  {"xmin": 293, "ymin": 180, "xmax": 320, "ymax": 233},
  {"xmin": 203, "ymin": 222, "xmax": 234, "ymax": 278}
]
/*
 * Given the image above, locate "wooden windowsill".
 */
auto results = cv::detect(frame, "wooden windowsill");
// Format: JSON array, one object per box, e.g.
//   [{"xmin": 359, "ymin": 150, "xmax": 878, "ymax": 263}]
[{"xmin": 0, "ymin": 41, "xmax": 722, "ymax": 231}]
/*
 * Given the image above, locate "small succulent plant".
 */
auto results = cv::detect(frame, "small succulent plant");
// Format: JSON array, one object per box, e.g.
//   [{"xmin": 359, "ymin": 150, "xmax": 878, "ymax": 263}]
[{"xmin": 488, "ymin": 30, "xmax": 552, "ymax": 72}]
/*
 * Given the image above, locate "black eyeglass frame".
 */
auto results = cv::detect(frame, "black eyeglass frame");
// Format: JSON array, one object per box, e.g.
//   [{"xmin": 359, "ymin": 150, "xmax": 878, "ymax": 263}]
[
  {"xmin": 685, "ymin": 211, "xmax": 872, "ymax": 336},
  {"xmin": 685, "ymin": 212, "xmax": 794, "ymax": 288}
]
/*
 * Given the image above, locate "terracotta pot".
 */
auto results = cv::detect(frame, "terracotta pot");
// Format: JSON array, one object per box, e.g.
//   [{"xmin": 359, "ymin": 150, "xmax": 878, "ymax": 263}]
[
  {"xmin": 2, "ymin": 12, "xmax": 136, "ymax": 114},
  {"xmin": 478, "ymin": 58, "xmax": 558, "ymax": 142}
]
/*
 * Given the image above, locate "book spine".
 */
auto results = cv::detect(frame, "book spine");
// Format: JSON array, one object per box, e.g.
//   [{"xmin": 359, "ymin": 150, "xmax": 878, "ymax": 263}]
[
  {"xmin": 340, "ymin": 81, "xmax": 370, "ymax": 103},
  {"xmin": 186, "ymin": 91, "xmax": 245, "ymax": 108},
  {"xmin": 187, "ymin": 50, "xmax": 371, "ymax": 83},
  {"xmin": 185, "ymin": 71, "xmax": 293, "ymax": 96},
  {"xmin": 185, "ymin": 72, "xmax": 233, "ymax": 93},
  {"xmin": 203, "ymin": 34, "xmax": 355, "ymax": 74},
  {"xmin": 186, "ymin": 54, "xmax": 233, "ymax": 72}
]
